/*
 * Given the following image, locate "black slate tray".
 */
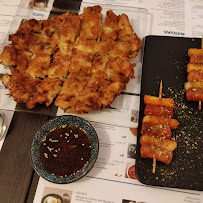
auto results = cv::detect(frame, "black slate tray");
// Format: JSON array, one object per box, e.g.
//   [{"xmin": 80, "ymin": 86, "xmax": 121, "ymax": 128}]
[{"xmin": 135, "ymin": 35, "xmax": 203, "ymax": 191}]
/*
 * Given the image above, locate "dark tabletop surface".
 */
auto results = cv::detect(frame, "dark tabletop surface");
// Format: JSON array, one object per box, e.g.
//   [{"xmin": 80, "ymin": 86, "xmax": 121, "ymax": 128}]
[{"xmin": 0, "ymin": 1, "xmax": 81, "ymax": 202}]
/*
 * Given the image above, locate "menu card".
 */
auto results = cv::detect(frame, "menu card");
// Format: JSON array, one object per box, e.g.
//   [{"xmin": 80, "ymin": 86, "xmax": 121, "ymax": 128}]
[
  {"xmin": 82, "ymin": 0, "xmax": 203, "ymax": 38},
  {"xmin": 0, "ymin": 0, "xmax": 202, "ymax": 201},
  {"xmin": 0, "ymin": 0, "xmax": 20, "ymax": 150},
  {"xmin": 33, "ymin": 122, "xmax": 203, "ymax": 203},
  {"xmin": 34, "ymin": 1, "xmax": 203, "ymax": 202}
]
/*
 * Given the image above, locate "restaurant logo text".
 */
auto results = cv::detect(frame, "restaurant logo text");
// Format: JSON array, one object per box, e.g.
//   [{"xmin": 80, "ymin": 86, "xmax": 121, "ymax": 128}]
[{"xmin": 164, "ymin": 30, "xmax": 185, "ymax": 36}]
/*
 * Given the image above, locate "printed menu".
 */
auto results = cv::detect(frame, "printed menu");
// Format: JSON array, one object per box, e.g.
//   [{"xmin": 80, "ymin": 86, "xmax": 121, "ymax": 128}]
[
  {"xmin": 0, "ymin": 0, "xmax": 20, "ymax": 150},
  {"xmin": 0, "ymin": 0, "xmax": 202, "ymax": 202},
  {"xmin": 33, "ymin": 1, "xmax": 203, "ymax": 202},
  {"xmin": 82, "ymin": 0, "xmax": 203, "ymax": 38},
  {"xmin": 34, "ymin": 122, "xmax": 202, "ymax": 203}
]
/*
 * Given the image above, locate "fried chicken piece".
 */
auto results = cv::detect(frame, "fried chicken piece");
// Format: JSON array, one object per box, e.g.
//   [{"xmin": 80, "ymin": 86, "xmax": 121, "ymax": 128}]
[
  {"xmin": 9, "ymin": 27, "xmax": 38, "ymax": 49},
  {"xmin": 25, "ymin": 54, "xmax": 51, "ymax": 78},
  {"xmin": 102, "ymin": 10, "xmax": 120, "ymax": 40},
  {"xmin": 30, "ymin": 35, "xmax": 58, "ymax": 55},
  {"xmin": 118, "ymin": 14, "xmax": 143, "ymax": 58},
  {"xmin": 47, "ymin": 14, "xmax": 82, "ymax": 80},
  {"xmin": 46, "ymin": 42, "xmax": 73, "ymax": 81},
  {"xmin": 26, "ymin": 78, "xmax": 63, "ymax": 109},
  {"xmin": 3, "ymin": 68, "xmax": 41, "ymax": 103},
  {"xmin": 80, "ymin": 6, "xmax": 102, "ymax": 40},
  {"xmin": 95, "ymin": 39, "xmax": 133, "ymax": 58},
  {"xmin": 97, "ymin": 80, "xmax": 126, "ymax": 109},
  {"xmin": 55, "ymin": 73, "xmax": 89, "ymax": 113},
  {"xmin": 0, "ymin": 45, "xmax": 17, "ymax": 67},
  {"xmin": 60, "ymin": 13, "xmax": 82, "ymax": 43},
  {"xmin": 74, "ymin": 76, "xmax": 101, "ymax": 113},
  {"xmin": 41, "ymin": 11, "xmax": 70, "ymax": 37},
  {"xmin": 68, "ymin": 52, "xmax": 93, "ymax": 74},
  {"xmin": 118, "ymin": 14, "xmax": 134, "ymax": 39},
  {"xmin": 74, "ymin": 36, "xmax": 97, "ymax": 56},
  {"xmin": 92, "ymin": 56, "xmax": 135, "ymax": 81},
  {"xmin": 17, "ymin": 19, "xmax": 43, "ymax": 34},
  {"xmin": 46, "ymin": 55, "xmax": 71, "ymax": 81},
  {"xmin": 0, "ymin": 44, "xmax": 32, "ymax": 72}
]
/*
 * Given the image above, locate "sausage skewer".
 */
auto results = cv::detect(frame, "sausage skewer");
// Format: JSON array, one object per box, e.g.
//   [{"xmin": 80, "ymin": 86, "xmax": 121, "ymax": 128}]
[
  {"xmin": 186, "ymin": 35, "xmax": 203, "ymax": 110},
  {"xmin": 140, "ymin": 80, "xmax": 178, "ymax": 173}
]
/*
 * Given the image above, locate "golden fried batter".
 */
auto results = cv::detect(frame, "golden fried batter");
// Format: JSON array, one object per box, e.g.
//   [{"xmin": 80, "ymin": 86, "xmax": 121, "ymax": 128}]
[
  {"xmin": 3, "ymin": 68, "xmax": 41, "ymax": 103},
  {"xmin": 0, "ymin": 45, "xmax": 32, "ymax": 72},
  {"xmin": 60, "ymin": 13, "xmax": 82, "ymax": 43},
  {"xmin": 80, "ymin": 6, "xmax": 102, "ymax": 40},
  {"xmin": 55, "ymin": 73, "xmax": 89, "ymax": 113},
  {"xmin": 25, "ymin": 54, "xmax": 51, "ymax": 78},
  {"xmin": 92, "ymin": 56, "xmax": 135, "ymax": 81},
  {"xmin": 74, "ymin": 36, "xmax": 97, "ymax": 56},
  {"xmin": 98, "ymin": 80, "xmax": 126, "ymax": 109},
  {"xmin": 118, "ymin": 14, "xmax": 143, "ymax": 58},
  {"xmin": 0, "ymin": 5, "xmax": 142, "ymax": 113},
  {"xmin": 68, "ymin": 52, "xmax": 93, "ymax": 74},
  {"xmin": 26, "ymin": 78, "xmax": 63, "ymax": 109},
  {"xmin": 95, "ymin": 39, "xmax": 132, "ymax": 58},
  {"xmin": 102, "ymin": 10, "xmax": 120, "ymax": 40}
]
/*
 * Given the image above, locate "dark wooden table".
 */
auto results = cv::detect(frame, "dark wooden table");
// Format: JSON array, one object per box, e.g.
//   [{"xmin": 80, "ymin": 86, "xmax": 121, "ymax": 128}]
[
  {"xmin": 0, "ymin": 1, "xmax": 82, "ymax": 202},
  {"xmin": 0, "ymin": 112, "xmax": 51, "ymax": 202}
]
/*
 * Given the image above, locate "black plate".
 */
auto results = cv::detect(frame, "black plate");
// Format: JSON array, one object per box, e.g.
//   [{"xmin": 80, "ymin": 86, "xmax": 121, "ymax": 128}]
[{"xmin": 135, "ymin": 35, "xmax": 203, "ymax": 191}]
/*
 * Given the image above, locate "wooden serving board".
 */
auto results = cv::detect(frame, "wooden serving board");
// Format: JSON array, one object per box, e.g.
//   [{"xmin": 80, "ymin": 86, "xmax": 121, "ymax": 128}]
[{"xmin": 135, "ymin": 35, "xmax": 203, "ymax": 191}]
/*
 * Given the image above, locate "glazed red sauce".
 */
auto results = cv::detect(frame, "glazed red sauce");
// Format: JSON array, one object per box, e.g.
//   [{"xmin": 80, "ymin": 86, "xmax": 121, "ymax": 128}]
[
  {"xmin": 144, "ymin": 104, "xmax": 173, "ymax": 118},
  {"xmin": 141, "ymin": 123, "xmax": 172, "ymax": 139},
  {"xmin": 40, "ymin": 125, "xmax": 91, "ymax": 177},
  {"xmin": 128, "ymin": 165, "xmax": 136, "ymax": 179}
]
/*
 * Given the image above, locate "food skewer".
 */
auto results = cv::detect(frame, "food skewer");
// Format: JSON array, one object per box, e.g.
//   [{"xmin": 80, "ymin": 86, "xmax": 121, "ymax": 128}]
[
  {"xmin": 140, "ymin": 80, "xmax": 178, "ymax": 173},
  {"xmin": 152, "ymin": 80, "xmax": 163, "ymax": 173},
  {"xmin": 185, "ymin": 35, "xmax": 203, "ymax": 110},
  {"xmin": 159, "ymin": 80, "xmax": 163, "ymax": 99}
]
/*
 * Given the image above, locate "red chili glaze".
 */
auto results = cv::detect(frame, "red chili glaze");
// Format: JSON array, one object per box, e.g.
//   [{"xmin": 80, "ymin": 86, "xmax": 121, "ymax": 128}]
[
  {"xmin": 187, "ymin": 70, "xmax": 203, "ymax": 82},
  {"xmin": 189, "ymin": 55, "xmax": 203, "ymax": 64},
  {"xmin": 141, "ymin": 123, "xmax": 172, "ymax": 139},
  {"xmin": 127, "ymin": 165, "xmax": 136, "ymax": 179},
  {"xmin": 140, "ymin": 145, "xmax": 172, "ymax": 164},
  {"xmin": 186, "ymin": 87, "xmax": 203, "ymax": 101},
  {"xmin": 144, "ymin": 104, "xmax": 173, "ymax": 118}
]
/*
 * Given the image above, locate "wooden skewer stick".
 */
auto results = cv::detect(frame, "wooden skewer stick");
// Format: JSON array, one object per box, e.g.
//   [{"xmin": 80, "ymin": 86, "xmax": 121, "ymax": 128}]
[
  {"xmin": 152, "ymin": 79, "xmax": 163, "ymax": 173},
  {"xmin": 159, "ymin": 80, "xmax": 163, "ymax": 99},
  {"xmin": 199, "ymin": 101, "xmax": 201, "ymax": 111},
  {"xmin": 152, "ymin": 157, "xmax": 156, "ymax": 174}
]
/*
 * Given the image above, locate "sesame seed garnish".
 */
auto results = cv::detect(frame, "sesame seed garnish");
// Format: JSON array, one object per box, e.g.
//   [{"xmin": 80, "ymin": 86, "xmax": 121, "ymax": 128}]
[{"xmin": 44, "ymin": 153, "xmax": 48, "ymax": 158}]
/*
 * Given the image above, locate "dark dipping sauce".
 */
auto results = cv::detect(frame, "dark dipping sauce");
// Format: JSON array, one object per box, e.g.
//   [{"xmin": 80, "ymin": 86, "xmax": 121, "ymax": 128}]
[{"xmin": 40, "ymin": 125, "xmax": 92, "ymax": 177}]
